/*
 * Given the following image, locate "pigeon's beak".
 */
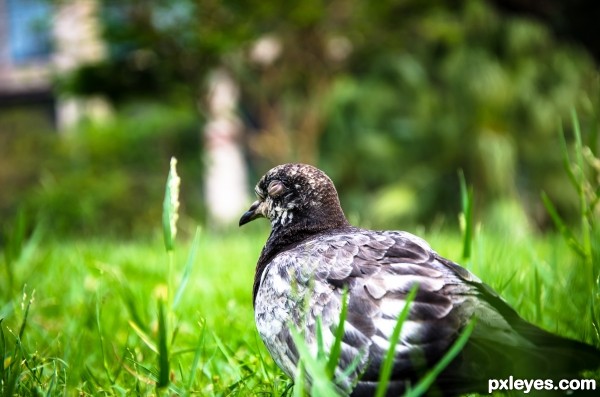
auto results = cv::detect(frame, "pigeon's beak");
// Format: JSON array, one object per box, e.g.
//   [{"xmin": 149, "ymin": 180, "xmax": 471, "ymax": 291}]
[{"xmin": 239, "ymin": 200, "xmax": 265, "ymax": 226}]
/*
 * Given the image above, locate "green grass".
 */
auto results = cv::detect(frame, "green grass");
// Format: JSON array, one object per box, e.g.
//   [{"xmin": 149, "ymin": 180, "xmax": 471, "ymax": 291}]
[
  {"xmin": 0, "ymin": 224, "xmax": 281, "ymax": 395},
  {"xmin": 1, "ymin": 116, "xmax": 598, "ymax": 395},
  {"xmin": 0, "ymin": 223, "xmax": 597, "ymax": 396}
]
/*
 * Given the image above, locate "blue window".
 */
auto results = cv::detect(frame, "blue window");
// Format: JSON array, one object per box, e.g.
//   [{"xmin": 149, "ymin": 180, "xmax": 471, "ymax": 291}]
[{"xmin": 7, "ymin": 0, "xmax": 52, "ymax": 63}]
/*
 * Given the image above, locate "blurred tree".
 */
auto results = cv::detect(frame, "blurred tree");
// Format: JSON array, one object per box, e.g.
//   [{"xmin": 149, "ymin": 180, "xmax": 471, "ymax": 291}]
[
  {"xmin": 61, "ymin": 0, "xmax": 263, "ymax": 103},
  {"xmin": 490, "ymin": 0, "xmax": 600, "ymax": 63},
  {"xmin": 59, "ymin": 0, "xmax": 600, "ymax": 231},
  {"xmin": 29, "ymin": 101, "xmax": 203, "ymax": 236},
  {"xmin": 320, "ymin": 0, "xmax": 599, "ymax": 229}
]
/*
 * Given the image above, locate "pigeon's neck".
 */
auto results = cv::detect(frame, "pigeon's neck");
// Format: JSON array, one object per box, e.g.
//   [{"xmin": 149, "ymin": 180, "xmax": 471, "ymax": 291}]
[{"xmin": 252, "ymin": 216, "xmax": 350, "ymax": 307}]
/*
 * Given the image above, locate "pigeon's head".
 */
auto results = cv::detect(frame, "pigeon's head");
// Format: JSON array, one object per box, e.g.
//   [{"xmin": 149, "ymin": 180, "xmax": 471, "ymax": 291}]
[{"xmin": 239, "ymin": 163, "xmax": 349, "ymax": 232}]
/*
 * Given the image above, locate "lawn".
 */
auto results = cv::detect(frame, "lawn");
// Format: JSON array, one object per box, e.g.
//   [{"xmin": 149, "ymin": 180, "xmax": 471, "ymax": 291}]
[{"xmin": 1, "ymin": 215, "xmax": 597, "ymax": 396}]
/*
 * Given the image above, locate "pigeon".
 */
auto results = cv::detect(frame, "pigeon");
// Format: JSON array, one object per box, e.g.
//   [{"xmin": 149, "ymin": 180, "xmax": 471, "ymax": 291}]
[{"xmin": 239, "ymin": 163, "xmax": 600, "ymax": 396}]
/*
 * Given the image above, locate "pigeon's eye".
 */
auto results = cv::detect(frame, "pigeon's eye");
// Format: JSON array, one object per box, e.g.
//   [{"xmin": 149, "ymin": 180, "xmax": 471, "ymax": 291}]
[
  {"xmin": 255, "ymin": 186, "xmax": 265, "ymax": 199},
  {"xmin": 267, "ymin": 180, "xmax": 286, "ymax": 198}
]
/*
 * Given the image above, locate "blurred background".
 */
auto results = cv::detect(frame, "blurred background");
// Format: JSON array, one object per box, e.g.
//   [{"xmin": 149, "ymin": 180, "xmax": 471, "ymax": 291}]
[{"xmin": 1, "ymin": 0, "xmax": 599, "ymax": 239}]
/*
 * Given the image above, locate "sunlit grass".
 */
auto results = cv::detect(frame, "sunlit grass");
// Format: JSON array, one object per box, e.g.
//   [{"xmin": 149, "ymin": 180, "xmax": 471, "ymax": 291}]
[{"xmin": 0, "ymin": 222, "xmax": 596, "ymax": 395}]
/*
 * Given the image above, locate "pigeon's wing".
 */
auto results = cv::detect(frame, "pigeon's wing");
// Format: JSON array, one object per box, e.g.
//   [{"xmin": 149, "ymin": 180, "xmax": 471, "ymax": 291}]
[
  {"xmin": 311, "ymin": 230, "xmax": 474, "ymax": 395},
  {"xmin": 313, "ymin": 230, "xmax": 600, "ymax": 396},
  {"xmin": 257, "ymin": 229, "xmax": 600, "ymax": 396}
]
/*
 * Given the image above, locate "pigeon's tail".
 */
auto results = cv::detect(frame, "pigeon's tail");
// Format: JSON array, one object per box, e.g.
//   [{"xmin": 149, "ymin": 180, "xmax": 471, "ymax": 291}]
[
  {"xmin": 516, "ymin": 321, "xmax": 600, "ymax": 377},
  {"xmin": 466, "ymin": 286, "xmax": 600, "ymax": 380},
  {"xmin": 442, "ymin": 320, "xmax": 600, "ymax": 397}
]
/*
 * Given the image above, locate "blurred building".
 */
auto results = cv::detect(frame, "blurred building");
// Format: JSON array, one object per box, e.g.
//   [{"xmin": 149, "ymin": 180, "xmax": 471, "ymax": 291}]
[{"xmin": 0, "ymin": 0, "xmax": 108, "ymax": 132}]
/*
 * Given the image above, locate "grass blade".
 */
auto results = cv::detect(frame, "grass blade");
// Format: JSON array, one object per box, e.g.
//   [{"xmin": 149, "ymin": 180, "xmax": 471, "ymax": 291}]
[
  {"xmin": 327, "ymin": 287, "xmax": 349, "ymax": 379},
  {"xmin": 0, "ymin": 319, "xmax": 6, "ymax": 393},
  {"xmin": 458, "ymin": 170, "xmax": 474, "ymax": 261},
  {"xmin": 156, "ymin": 297, "xmax": 170, "ymax": 389},
  {"xmin": 541, "ymin": 192, "xmax": 586, "ymax": 258},
  {"xmin": 533, "ymin": 267, "xmax": 542, "ymax": 322},
  {"xmin": 213, "ymin": 332, "xmax": 242, "ymax": 380},
  {"xmin": 496, "ymin": 269, "xmax": 518, "ymax": 295},
  {"xmin": 289, "ymin": 327, "xmax": 342, "ymax": 397},
  {"xmin": 559, "ymin": 123, "xmax": 580, "ymax": 192},
  {"xmin": 590, "ymin": 297, "xmax": 600, "ymax": 346},
  {"xmin": 571, "ymin": 111, "xmax": 594, "ymax": 283},
  {"xmin": 17, "ymin": 290, "xmax": 32, "ymax": 341},
  {"xmin": 121, "ymin": 288, "xmax": 147, "ymax": 333},
  {"xmin": 173, "ymin": 227, "xmax": 201, "ymax": 311},
  {"xmin": 129, "ymin": 321, "xmax": 158, "ymax": 353},
  {"xmin": 293, "ymin": 362, "xmax": 306, "ymax": 397},
  {"xmin": 375, "ymin": 284, "xmax": 419, "ymax": 397},
  {"xmin": 95, "ymin": 295, "xmax": 114, "ymax": 385},
  {"xmin": 4, "ymin": 345, "xmax": 22, "ymax": 397},
  {"xmin": 185, "ymin": 321, "xmax": 206, "ymax": 391}
]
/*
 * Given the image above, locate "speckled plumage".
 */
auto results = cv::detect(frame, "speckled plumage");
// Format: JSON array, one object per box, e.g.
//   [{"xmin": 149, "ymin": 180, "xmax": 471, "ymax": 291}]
[{"xmin": 240, "ymin": 163, "xmax": 600, "ymax": 396}]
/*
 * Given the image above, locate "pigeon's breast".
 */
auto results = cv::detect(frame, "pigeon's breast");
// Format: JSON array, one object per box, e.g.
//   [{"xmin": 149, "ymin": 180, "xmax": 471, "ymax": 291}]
[
  {"xmin": 254, "ymin": 241, "xmax": 343, "ymax": 380},
  {"xmin": 254, "ymin": 249, "xmax": 311, "ymax": 378}
]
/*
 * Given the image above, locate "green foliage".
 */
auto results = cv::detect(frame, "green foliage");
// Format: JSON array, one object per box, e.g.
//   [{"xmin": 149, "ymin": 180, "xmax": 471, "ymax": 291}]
[
  {"xmin": 320, "ymin": 1, "xmax": 599, "ymax": 227},
  {"xmin": 1, "ymin": 102, "xmax": 203, "ymax": 237},
  {"xmin": 58, "ymin": 0, "xmax": 600, "ymax": 231},
  {"xmin": 0, "ymin": 107, "xmax": 57, "ymax": 233},
  {"xmin": 125, "ymin": 159, "xmax": 200, "ymax": 393},
  {"xmin": 64, "ymin": 0, "xmax": 270, "ymax": 103},
  {"xmin": 1, "ymin": 0, "xmax": 596, "ymax": 235},
  {"xmin": 0, "ymin": 208, "xmax": 43, "ymax": 301}
]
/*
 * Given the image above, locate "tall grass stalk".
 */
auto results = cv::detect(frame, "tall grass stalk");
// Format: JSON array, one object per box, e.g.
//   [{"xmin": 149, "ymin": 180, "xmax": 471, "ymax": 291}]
[
  {"xmin": 126, "ymin": 156, "xmax": 202, "ymax": 393},
  {"xmin": 542, "ymin": 111, "xmax": 599, "ymax": 342},
  {"xmin": 458, "ymin": 170, "xmax": 474, "ymax": 262},
  {"xmin": 571, "ymin": 112, "xmax": 593, "ymax": 273}
]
